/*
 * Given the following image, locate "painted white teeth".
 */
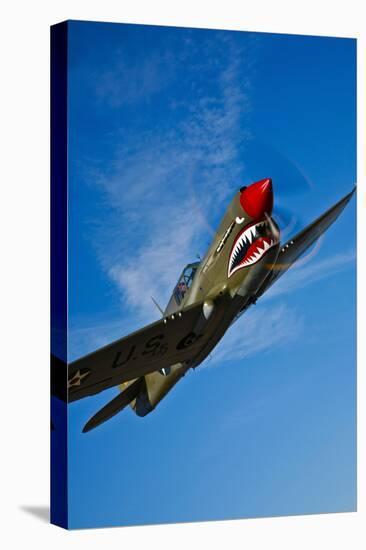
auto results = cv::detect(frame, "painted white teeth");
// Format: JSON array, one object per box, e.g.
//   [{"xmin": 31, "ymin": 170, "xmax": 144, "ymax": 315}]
[{"xmin": 228, "ymin": 219, "xmax": 279, "ymax": 277}]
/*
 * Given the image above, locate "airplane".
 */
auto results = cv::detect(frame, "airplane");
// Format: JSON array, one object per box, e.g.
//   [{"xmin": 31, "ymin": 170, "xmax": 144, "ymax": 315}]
[{"xmin": 65, "ymin": 178, "xmax": 355, "ymax": 433}]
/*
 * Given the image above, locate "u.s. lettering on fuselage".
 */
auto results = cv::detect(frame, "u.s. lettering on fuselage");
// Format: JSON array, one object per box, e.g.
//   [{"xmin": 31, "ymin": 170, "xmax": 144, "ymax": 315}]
[{"xmin": 111, "ymin": 332, "xmax": 202, "ymax": 369}]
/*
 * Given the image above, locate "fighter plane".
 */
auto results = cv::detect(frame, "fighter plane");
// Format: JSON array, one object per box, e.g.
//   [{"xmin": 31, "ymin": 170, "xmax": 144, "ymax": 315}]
[{"xmin": 65, "ymin": 178, "xmax": 355, "ymax": 432}]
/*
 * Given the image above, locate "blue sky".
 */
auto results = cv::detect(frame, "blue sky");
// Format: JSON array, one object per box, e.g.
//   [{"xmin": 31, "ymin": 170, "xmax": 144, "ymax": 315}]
[{"xmin": 66, "ymin": 21, "xmax": 356, "ymax": 528}]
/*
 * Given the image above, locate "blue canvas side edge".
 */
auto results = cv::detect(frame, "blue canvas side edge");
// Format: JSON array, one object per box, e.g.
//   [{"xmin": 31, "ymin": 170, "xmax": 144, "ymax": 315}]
[{"xmin": 50, "ymin": 21, "xmax": 68, "ymax": 529}]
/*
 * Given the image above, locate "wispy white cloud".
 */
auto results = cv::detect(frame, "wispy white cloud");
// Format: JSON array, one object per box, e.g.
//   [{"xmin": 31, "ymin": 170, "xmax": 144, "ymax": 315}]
[
  {"xmin": 108, "ymin": 201, "xmax": 201, "ymax": 320},
  {"xmin": 263, "ymin": 249, "xmax": 356, "ymax": 301},
  {"xmin": 95, "ymin": 50, "xmax": 175, "ymax": 107},
  {"xmin": 207, "ymin": 303, "xmax": 303, "ymax": 367},
  {"xmin": 86, "ymin": 35, "xmax": 255, "ymax": 322}
]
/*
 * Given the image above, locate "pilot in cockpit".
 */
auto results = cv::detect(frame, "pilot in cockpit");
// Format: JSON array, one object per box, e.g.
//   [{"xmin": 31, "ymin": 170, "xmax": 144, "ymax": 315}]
[{"xmin": 177, "ymin": 281, "xmax": 188, "ymax": 299}]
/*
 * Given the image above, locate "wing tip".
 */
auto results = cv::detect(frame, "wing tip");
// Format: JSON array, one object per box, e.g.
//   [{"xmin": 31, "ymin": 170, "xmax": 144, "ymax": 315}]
[
  {"xmin": 346, "ymin": 185, "xmax": 357, "ymax": 200},
  {"xmin": 82, "ymin": 421, "xmax": 95, "ymax": 434},
  {"xmin": 328, "ymin": 186, "xmax": 356, "ymax": 218}
]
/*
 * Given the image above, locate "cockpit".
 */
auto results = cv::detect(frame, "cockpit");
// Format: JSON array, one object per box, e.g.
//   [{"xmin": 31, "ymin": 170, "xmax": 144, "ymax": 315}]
[
  {"xmin": 163, "ymin": 261, "xmax": 200, "ymax": 317},
  {"xmin": 173, "ymin": 262, "xmax": 199, "ymax": 305}
]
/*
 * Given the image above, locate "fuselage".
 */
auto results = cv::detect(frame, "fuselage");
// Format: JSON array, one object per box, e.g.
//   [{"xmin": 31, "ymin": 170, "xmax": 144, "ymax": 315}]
[{"xmin": 125, "ymin": 179, "xmax": 281, "ymax": 416}]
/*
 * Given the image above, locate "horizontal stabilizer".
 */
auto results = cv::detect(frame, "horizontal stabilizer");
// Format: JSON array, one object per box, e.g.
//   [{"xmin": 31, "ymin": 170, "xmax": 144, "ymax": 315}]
[{"xmin": 83, "ymin": 378, "xmax": 143, "ymax": 433}]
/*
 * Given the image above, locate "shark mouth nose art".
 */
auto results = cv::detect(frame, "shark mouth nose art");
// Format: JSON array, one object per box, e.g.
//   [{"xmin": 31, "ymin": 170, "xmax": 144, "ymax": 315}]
[{"xmin": 228, "ymin": 220, "xmax": 278, "ymax": 277}]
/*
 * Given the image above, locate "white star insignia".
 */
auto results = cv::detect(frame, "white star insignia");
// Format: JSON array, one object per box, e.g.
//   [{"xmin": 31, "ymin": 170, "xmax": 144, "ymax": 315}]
[{"xmin": 68, "ymin": 369, "xmax": 90, "ymax": 389}]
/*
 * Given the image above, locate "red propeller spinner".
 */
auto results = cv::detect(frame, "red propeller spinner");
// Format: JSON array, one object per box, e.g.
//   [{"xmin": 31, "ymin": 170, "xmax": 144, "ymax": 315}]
[{"xmin": 240, "ymin": 178, "xmax": 273, "ymax": 219}]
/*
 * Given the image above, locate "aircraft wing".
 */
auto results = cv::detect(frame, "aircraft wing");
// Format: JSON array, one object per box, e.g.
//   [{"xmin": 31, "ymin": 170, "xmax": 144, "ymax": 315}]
[
  {"xmin": 68, "ymin": 301, "xmax": 206, "ymax": 402},
  {"xmin": 256, "ymin": 187, "xmax": 355, "ymax": 299}
]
